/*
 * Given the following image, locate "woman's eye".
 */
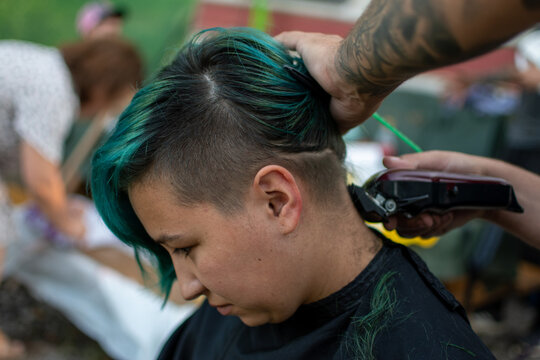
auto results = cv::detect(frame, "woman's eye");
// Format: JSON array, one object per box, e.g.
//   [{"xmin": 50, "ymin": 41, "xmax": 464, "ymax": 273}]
[{"xmin": 172, "ymin": 246, "xmax": 192, "ymax": 257}]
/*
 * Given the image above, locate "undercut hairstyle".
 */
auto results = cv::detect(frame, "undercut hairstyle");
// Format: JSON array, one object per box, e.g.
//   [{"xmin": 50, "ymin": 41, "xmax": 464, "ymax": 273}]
[
  {"xmin": 91, "ymin": 27, "xmax": 347, "ymax": 296},
  {"xmin": 60, "ymin": 36, "xmax": 143, "ymax": 106}
]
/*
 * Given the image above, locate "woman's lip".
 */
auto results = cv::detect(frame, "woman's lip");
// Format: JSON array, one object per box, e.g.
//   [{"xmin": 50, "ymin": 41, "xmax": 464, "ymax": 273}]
[{"xmin": 216, "ymin": 304, "xmax": 233, "ymax": 316}]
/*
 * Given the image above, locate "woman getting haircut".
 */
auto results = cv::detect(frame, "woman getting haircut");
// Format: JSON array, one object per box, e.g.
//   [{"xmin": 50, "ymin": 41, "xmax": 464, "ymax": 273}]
[{"xmin": 91, "ymin": 28, "xmax": 494, "ymax": 359}]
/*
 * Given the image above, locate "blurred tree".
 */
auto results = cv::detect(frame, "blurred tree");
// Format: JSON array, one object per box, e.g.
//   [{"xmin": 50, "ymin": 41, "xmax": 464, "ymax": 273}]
[{"xmin": 0, "ymin": 0, "xmax": 198, "ymax": 75}]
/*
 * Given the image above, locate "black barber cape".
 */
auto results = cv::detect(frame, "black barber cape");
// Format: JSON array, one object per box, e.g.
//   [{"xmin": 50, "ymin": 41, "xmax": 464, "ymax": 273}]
[{"xmin": 158, "ymin": 233, "xmax": 495, "ymax": 360}]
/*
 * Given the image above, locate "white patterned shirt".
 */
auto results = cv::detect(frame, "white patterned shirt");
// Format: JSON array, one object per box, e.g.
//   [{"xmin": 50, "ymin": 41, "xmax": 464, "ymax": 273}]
[{"xmin": 0, "ymin": 40, "xmax": 79, "ymax": 245}]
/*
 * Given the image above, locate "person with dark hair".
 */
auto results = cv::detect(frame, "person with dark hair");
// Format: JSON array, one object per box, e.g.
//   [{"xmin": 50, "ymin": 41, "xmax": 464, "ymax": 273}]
[
  {"xmin": 60, "ymin": 36, "xmax": 142, "ymax": 117},
  {"xmin": 0, "ymin": 36, "xmax": 142, "ymax": 358},
  {"xmin": 276, "ymin": 0, "xmax": 540, "ymax": 248},
  {"xmin": 91, "ymin": 27, "xmax": 495, "ymax": 359}
]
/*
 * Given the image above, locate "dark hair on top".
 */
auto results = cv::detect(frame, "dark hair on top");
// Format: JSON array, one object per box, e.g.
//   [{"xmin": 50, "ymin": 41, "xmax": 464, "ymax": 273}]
[
  {"xmin": 91, "ymin": 27, "xmax": 346, "ymax": 297},
  {"xmin": 60, "ymin": 36, "xmax": 143, "ymax": 106}
]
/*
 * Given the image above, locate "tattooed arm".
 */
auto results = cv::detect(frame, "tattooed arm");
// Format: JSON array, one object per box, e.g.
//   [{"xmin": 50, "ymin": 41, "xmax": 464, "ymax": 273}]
[{"xmin": 277, "ymin": 0, "xmax": 540, "ymax": 132}]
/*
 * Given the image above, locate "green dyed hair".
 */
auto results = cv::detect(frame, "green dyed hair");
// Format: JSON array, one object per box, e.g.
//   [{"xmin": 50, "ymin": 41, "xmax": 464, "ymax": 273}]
[
  {"xmin": 348, "ymin": 272, "xmax": 399, "ymax": 359},
  {"xmin": 91, "ymin": 27, "xmax": 346, "ymax": 296}
]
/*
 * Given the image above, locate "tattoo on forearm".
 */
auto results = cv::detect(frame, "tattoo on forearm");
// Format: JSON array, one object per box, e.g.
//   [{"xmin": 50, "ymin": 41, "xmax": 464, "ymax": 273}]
[
  {"xmin": 523, "ymin": 0, "xmax": 540, "ymax": 9},
  {"xmin": 337, "ymin": 0, "xmax": 462, "ymax": 96}
]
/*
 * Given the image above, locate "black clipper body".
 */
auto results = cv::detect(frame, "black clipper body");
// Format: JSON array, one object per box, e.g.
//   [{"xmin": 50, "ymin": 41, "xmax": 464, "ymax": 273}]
[{"xmin": 348, "ymin": 169, "xmax": 524, "ymax": 223}]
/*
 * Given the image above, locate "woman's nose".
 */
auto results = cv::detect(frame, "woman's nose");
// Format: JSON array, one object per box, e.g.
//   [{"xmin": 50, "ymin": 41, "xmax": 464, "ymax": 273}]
[{"xmin": 177, "ymin": 270, "xmax": 206, "ymax": 300}]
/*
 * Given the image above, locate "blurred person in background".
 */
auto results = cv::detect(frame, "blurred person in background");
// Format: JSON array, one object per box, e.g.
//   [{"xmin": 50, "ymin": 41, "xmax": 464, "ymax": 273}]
[
  {"xmin": 276, "ymin": 0, "xmax": 540, "ymax": 248},
  {"xmin": 0, "ymin": 35, "xmax": 142, "ymax": 358},
  {"xmin": 76, "ymin": 1, "xmax": 127, "ymax": 39}
]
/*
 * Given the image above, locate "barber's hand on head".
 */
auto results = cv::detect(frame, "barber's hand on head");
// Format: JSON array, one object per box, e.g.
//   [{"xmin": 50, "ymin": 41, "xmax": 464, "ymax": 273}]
[
  {"xmin": 275, "ymin": 31, "xmax": 383, "ymax": 133},
  {"xmin": 382, "ymin": 151, "xmax": 486, "ymax": 239}
]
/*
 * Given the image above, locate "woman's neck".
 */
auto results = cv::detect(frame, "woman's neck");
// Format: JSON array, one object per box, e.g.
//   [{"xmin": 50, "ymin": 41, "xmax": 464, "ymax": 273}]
[{"xmin": 302, "ymin": 189, "xmax": 382, "ymax": 304}]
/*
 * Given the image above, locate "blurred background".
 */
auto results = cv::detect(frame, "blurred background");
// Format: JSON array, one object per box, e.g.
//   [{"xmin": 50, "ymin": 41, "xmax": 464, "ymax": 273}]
[
  {"xmin": 1, "ymin": 0, "xmax": 540, "ymax": 359},
  {"xmin": 0, "ymin": 0, "xmax": 198, "ymax": 75}
]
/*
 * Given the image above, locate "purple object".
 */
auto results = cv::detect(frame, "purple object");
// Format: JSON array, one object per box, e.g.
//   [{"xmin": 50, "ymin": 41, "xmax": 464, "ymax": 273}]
[{"xmin": 24, "ymin": 205, "xmax": 74, "ymax": 248}]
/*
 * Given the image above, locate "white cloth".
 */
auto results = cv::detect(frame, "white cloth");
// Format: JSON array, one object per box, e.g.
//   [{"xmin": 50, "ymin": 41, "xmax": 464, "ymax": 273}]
[
  {"xmin": 344, "ymin": 141, "xmax": 385, "ymax": 184},
  {"xmin": 517, "ymin": 30, "xmax": 540, "ymax": 70},
  {"xmin": 5, "ymin": 206, "xmax": 196, "ymax": 360},
  {"xmin": 0, "ymin": 40, "xmax": 79, "ymax": 246},
  {"xmin": 82, "ymin": 195, "xmax": 134, "ymax": 252}
]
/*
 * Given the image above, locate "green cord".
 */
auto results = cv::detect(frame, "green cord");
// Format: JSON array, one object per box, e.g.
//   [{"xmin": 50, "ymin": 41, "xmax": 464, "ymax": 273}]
[{"xmin": 372, "ymin": 112, "xmax": 423, "ymax": 153}]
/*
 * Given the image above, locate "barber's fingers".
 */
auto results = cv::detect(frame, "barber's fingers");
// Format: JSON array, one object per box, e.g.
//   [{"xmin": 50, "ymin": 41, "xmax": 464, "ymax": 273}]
[
  {"xmin": 385, "ymin": 213, "xmax": 453, "ymax": 239},
  {"xmin": 383, "ymin": 217, "xmax": 398, "ymax": 231},
  {"xmin": 384, "ymin": 213, "xmax": 436, "ymax": 235},
  {"xmin": 419, "ymin": 213, "xmax": 456, "ymax": 238},
  {"xmin": 387, "ymin": 209, "xmax": 482, "ymax": 239},
  {"xmin": 382, "ymin": 155, "xmax": 418, "ymax": 170},
  {"xmin": 275, "ymin": 31, "xmax": 342, "ymax": 53},
  {"xmin": 274, "ymin": 31, "xmax": 308, "ymax": 50},
  {"xmin": 396, "ymin": 213, "xmax": 444, "ymax": 238},
  {"xmin": 383, "ymin": 151, "xmax": 461, "ymax": 173}
]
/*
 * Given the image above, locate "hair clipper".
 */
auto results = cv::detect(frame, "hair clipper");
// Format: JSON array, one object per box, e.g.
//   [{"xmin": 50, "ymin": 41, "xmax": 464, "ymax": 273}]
[{"xmin": 348, "ymin": 169, "xmax": 524, "ymax": 223}]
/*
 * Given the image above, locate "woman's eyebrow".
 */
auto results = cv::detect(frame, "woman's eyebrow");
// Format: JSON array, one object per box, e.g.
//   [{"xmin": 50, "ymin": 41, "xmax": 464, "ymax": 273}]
[{"xmin": 155, "ymin": 233, "xmax": 185, "ymax": 245}]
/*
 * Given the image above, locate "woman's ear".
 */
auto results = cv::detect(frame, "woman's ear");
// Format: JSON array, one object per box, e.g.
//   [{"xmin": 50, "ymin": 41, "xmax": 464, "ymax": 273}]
[{"xmin": 253, "ymin": 165, "xmax": 303, "ymax": 234}]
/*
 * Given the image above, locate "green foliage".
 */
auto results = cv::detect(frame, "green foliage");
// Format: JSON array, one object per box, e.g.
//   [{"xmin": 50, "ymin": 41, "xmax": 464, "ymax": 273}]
[
  {"xmin": 0, "ymin": 1, "xmax": 81, "ymax": 45},
  {"xmin": 0, "ymin": 0, "xmax": 198, "ymax": 75}
]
